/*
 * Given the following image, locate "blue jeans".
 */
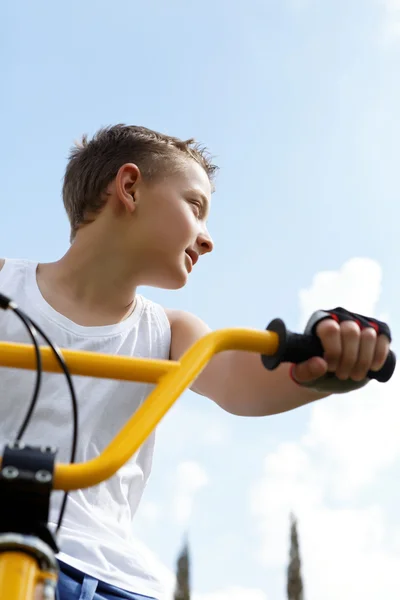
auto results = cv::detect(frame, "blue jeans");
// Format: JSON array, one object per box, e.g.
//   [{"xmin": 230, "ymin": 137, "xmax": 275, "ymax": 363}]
[{"xmin": 56, "ymin": 561, "xmax": 157, "ymax": 600}]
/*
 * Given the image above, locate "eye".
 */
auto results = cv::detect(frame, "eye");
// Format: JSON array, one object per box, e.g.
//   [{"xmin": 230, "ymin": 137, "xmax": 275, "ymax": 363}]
[{"xmin": 188, "ymin": 199, "xmax": 202, "ymax": 218}]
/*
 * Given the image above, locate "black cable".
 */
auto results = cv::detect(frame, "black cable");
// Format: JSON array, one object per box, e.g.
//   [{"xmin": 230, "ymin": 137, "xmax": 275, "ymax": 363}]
[
  {"xmin": 19, "ymin": 314, "xmax": 79, "ymax": 534},
  {"xmin": 0, "ymin": 293, "xmax": 79, "ymax": 534},
  {"xmin": 12, "ymin": 308, "xmax": 43, "ymax": 442},
  {"xmin": 0, "ymin": 295, "xmax": 43, "ymax": 442}
]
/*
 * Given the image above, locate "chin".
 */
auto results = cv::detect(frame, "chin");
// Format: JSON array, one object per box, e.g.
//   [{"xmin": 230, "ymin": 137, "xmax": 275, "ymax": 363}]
[
  {"xmin": 147, "ymin": 267, "xmax": 189, "ymax": 291},
  {"xmin": 165, "ymin": 272, "xmax": 188, "ymax": 290}
]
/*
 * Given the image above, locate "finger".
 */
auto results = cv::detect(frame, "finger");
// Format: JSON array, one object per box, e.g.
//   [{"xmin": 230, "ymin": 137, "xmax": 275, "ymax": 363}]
[
  {"xmin": 316, "ymin": 319, "xmax": 341, "ymax": 371},
  {"xmin": 371, "ymin": 334, "xmax": 390, "ymax": 371},
  {"xmin": 350, "ymin": 326, "xmax": 377, "ymax": 381},
  {"xmin": 292, "ymin": 356, "xmax": 327, "ymax": 383},
  {"xmin": 335, "ymin": 320, "xmax": 361, "ymax": 380}
]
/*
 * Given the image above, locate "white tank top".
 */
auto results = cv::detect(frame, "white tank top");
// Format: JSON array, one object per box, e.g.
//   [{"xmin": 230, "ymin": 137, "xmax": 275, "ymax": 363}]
[{"xmin": 0, "ymin": 258, "xmax": 171, "ymax": 598}]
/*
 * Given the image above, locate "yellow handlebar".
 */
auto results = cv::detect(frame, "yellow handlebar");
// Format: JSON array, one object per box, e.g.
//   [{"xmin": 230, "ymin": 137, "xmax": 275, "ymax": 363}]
[{"xmin": 0, "ymin": 328, "xmax": 279, "ymax": 491}]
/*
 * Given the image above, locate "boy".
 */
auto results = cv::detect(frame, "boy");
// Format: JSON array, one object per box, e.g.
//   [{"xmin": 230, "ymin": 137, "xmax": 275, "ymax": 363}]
[{"xmin": 0, "ymin": 125, "xmax": 391, "ymax": 600}]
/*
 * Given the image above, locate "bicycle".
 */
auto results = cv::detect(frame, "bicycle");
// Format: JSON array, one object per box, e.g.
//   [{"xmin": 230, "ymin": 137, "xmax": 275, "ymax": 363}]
[{"xmin": 0, "ymin": 293, "xmax": 395, "ymax": 599}]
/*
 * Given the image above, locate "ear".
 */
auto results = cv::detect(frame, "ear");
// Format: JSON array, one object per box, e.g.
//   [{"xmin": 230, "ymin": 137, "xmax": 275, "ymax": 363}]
[{"xmin": 114, "ymin": 163, "xmax": 141, "ymax": 213}]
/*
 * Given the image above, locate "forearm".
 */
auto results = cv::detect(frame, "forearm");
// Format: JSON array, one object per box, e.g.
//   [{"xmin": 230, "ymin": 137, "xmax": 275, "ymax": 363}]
[
  {"xmin": 215, "ymin": 350, "xmax": 329, "ymax": 417},
  {"xmin": 171, "ymin": 308, "xmax": 390, "ymax": 417},
  {"xmin": 168, "ymin": 309, "xmax": 331, "ymax": 416}
]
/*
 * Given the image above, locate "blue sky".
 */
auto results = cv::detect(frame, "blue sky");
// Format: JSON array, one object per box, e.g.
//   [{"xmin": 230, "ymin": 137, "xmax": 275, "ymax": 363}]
[{"xmin": 2, "ymin": 1, "xmax": 400, "ymax": 598}]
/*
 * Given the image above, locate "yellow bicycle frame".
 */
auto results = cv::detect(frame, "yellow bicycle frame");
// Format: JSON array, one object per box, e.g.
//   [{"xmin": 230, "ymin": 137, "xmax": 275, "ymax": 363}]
[{"xmin": 0, "ymin": 327, "xmax": 279, "ymax": 599}]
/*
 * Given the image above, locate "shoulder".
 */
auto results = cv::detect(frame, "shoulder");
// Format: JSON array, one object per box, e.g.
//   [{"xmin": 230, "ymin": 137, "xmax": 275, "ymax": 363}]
[
  {"xmin": 164, "ymin": 308, "xmax": 211, "ymax": 360},
  {"xmin": 0, "ymin": 259, "xmax": 4, "ymax": 272},
  {"xmin": 165, "ymin": 307, "xmax": 210, "ymax": 332}
]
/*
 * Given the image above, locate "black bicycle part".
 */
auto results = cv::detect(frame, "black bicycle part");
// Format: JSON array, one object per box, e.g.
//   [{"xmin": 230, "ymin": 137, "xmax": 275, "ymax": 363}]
[
  {"xmin": 0, "ymin": 293, "xmax": 79, "ymax": 533},
  {"xmin": 15, "ymin": 314, "xmax": 79, "ymax": 534},
  {"xmin": 261, "ymin": 318, "xmax": 396, "ymax": 383},
  {"xmin": 0, "ymin": 443, "xmax": 59, "ymax": 553}
]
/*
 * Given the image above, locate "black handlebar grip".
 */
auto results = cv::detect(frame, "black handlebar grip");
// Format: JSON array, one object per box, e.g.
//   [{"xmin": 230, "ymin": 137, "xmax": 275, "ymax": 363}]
[{"xmin": 261, "ymin": 318, "xmax": 396, "ymax": 383}]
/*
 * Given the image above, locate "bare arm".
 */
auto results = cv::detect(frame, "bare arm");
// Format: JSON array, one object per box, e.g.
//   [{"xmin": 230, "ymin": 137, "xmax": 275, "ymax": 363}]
[
  {"xmin": 167, "ymin": 309, "xmax": 325, "ymax": 417},
  {"xmin": 0, "ymin": 259, "xmax": 4, "ymax": 272}
]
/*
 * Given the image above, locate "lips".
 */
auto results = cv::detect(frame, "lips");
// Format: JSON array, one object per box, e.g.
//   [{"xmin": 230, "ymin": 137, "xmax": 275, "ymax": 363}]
[{"xmin": 185, "ymin": 249, "xmax": 199, "ymax": 267}]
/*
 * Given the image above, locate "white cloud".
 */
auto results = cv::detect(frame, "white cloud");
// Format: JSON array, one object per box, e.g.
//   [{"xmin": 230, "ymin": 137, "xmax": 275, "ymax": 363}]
[
  {"xmin": 173, "ymin": 461, "xmax": 209, "ymax": 523},
  {"xmin": 138, "ymin": 500, "xmax": 163, "ymax": 523},
  {"xmin": 167, "ymin": 584, "xmax": 268, "ymax": 600},
  {"xmin": 193, "ymin": 587, "xmax": 268, "ymax": 600},
  {"xmin": 380, "ymin": 0, "xmax": 400, "ymax": 40},
  {"xmin": 304, "ymin": 372, "xmax": 400, "ymax": 500},
  {"xmin": 251, "ymin": 257, "xmax": 400, "ymax": 599},
  {"xmin": 298, "ymin": 257, "xmax": 383, "ymax": 329},
  {"xmin": 156, "ymin": 401, "xmax": 231, "ymax": 453},
  {"xmin": 251, "ymin": 442, "xmax": 322, "ymax": 568},
  {"xmin": 297, "ymin": 256, "xmax": 398, "ymax": 497},
  {"xmin": 383, "ymin": 0, "xmax": 400, "ymax": 13},
  {"xmin": 383, "ymin": 0, "xmax": 400, "ymax": 9},
  {"xmin": 202, "ymin": 421, "xmax": 231, "ymax": 446}
]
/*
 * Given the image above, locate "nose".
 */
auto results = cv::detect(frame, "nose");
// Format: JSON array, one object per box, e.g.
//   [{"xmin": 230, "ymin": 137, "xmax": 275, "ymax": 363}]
[{"xmin": 197, "ymin": 229, "xmax": 214, "ymax": 255}]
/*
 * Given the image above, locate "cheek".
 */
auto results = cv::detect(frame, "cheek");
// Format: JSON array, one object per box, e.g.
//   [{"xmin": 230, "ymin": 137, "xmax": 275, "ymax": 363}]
[
  {"xmin": 167, "ymin": 207, "xmax": 196, "ymax": 236},
  {"xmin": 146, "ymin": 202, "xmax": 195, "ymax": 247}
]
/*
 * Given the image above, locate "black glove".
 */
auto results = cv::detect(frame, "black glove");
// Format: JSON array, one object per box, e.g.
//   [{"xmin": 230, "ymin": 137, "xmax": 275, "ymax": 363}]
[{"xmin": 293, "ymin": 307, "xmax": 392, "ymax": 394}]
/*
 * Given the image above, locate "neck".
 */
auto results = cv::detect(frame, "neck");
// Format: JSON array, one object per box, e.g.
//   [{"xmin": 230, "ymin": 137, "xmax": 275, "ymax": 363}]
[{"xmin": 37, "ymin": 231, "xmax": 142, "ymax": 323}]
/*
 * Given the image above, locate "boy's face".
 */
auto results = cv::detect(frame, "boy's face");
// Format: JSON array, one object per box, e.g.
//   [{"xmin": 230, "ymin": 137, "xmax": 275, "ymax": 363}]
[{"xmin": 120, "ymin": 158, "xmax": 214, "ymax": 289}]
